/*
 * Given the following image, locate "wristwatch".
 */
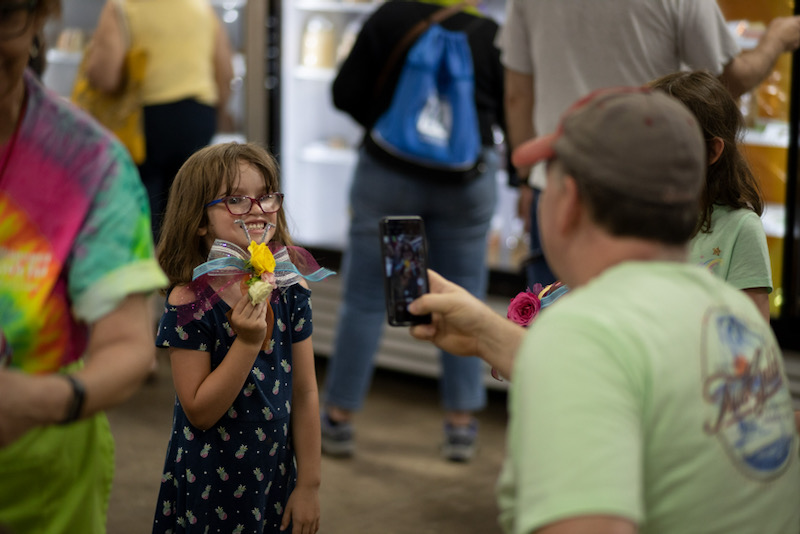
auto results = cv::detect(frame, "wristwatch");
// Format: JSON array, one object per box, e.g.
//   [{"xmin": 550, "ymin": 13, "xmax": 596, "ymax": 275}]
[{"xmin": 60, "ymin": 374, "xmax": 86, "ymax": 424}]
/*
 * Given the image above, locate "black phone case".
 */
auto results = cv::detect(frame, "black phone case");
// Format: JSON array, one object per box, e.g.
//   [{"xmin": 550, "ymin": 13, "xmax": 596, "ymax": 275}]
[{"xmin": 379, "ymin": 216, "xmax": 432, "ymax": 326}]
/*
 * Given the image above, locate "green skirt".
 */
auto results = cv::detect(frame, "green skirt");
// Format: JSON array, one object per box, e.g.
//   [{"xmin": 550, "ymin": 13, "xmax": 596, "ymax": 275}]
[{"xmin": 0, "ymin": 413, "xmax": 115, "ymax": 534}]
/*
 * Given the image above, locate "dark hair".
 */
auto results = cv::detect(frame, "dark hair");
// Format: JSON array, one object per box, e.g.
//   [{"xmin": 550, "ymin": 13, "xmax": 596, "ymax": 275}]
[
  {"xmin": 156, "ymin": 142, "xmax": 292, "ymax": 287},
  {"xmin": 559, "ymin": 160, "xmax": 699, "ymax": 245},
  {"xmin": 649, "ymin": 70, "xmax": 763, "ymax": 235}
]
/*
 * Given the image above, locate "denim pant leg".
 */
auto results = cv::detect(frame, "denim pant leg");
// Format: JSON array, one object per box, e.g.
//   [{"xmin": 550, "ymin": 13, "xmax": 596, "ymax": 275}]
[
  {"xmin": 526, "ymin": 190, "xmax": 557, "ymax": 288},
  {"xmin": 322, "ymin": 152, "xmax": 399, "ymax": 412},
  {"xmin": 425, "ymin": 150, "xmax": 498, "ymax": 412}
]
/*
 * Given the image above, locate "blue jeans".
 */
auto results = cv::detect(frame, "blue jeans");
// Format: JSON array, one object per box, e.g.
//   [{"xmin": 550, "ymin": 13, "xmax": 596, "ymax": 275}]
[
  {"xmin": 322, "ymin": 146, "xmax": 499, "ymax": 413},
  {"xmin": 526, "ymin": 189, "xmax": 556, "ymax": 288}
]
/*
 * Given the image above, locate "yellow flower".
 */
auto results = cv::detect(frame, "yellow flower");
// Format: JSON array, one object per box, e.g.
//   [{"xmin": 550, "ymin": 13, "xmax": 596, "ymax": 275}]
[{"xmin": 247, "ymin": 241, "xmax": 275, "ymax": 275}]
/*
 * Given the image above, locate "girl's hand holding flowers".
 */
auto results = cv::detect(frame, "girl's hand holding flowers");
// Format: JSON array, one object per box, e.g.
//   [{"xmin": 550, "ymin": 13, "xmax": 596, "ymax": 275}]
[
  {"xmin": 245, "ymin": 241, "xmax": 277, "ymax": 305},
  {"xmin": 229, "ymin": 241, "xmax": 277, "ymax": 350},
  {"xmin": 230, "ymin": 296, "xmax": 269, "ymax": 348},
  {"xmin": 506, "ymin": 285, "xmax": 543, "ymax": 327}
]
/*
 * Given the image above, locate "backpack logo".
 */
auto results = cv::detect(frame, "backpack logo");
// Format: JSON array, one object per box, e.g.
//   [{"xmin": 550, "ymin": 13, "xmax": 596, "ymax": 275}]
[
  {"xmin": 417, "ymin": 93, "xmax": 452, "ymax": 146},
  {"xmin": 371, "ymin": 24, "xmax": 480, "ymax": 171}
]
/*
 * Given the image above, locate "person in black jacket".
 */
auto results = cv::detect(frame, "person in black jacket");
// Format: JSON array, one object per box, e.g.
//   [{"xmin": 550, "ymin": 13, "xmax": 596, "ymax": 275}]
[{"xmin": 320, "ymin": 0, "xmax": 505, "ymax": 462}]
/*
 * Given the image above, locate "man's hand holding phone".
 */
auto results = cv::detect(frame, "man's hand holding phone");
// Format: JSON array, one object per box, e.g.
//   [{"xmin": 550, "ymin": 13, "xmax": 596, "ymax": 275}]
[{"xmin": 408, "ymin": 270, "xmax": 524, "ymax": 381}]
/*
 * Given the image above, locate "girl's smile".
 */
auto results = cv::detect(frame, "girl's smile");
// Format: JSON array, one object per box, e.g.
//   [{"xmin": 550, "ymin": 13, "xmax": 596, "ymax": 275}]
[{"xmin": 199, "ymin": 162, "xmax": 279, "ymax": 248}]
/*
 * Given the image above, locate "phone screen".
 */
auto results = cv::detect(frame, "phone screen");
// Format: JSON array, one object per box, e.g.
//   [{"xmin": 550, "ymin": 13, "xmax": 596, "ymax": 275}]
[{"xmin": 379, "ymin": 216, "xmax": 432, "ymax": 326}]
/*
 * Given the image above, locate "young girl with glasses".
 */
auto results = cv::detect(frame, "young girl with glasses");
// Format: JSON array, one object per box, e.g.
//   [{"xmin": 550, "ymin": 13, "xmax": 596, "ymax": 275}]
[{"xmin": 152, "ymin": 142, "xmax": 331, "ymax": 533}]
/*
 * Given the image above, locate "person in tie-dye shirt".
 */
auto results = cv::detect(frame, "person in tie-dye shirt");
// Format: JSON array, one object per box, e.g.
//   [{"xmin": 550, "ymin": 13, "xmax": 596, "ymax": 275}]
[{"xmin": 0, "ymin": 1, "xmax": 168, "ymax": 532}]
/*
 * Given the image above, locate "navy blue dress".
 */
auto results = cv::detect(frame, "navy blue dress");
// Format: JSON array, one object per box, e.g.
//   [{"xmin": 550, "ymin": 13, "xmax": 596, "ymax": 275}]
[{"xmin": 152, "ymin": 283, "xmax": 313, "ymax": 533}]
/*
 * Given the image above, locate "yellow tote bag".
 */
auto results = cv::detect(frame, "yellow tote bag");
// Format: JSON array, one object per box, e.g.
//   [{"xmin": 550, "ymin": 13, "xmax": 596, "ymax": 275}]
[{"xmin": 70, "ymin": 0, "xmax": 147, "ymax": 164}]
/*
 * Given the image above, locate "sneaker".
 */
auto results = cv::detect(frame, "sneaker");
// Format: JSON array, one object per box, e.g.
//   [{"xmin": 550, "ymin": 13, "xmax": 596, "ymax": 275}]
[
  {"xmin": 321, "ymin": 412, "xmax": 355, "ymax": 457},
  {"xmin": 441, "ymin": 419, "xmax": 478, "ymax": 462}
]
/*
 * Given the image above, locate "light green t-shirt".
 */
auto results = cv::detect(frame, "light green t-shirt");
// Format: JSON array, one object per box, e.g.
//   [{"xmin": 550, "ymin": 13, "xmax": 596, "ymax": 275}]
[
  {"xmin": 496, "ymin": 262, "xmax": 799, "ymax": 534},
  {"xmin": 688, "ymin": 205, "xmax": 772, "ymax": 292}
]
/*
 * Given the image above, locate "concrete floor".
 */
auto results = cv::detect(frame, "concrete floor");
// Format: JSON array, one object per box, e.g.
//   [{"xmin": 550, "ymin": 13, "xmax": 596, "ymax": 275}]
[{"xmin": 106, "ymin": 350, "xmax": 509, "ymax": 534}]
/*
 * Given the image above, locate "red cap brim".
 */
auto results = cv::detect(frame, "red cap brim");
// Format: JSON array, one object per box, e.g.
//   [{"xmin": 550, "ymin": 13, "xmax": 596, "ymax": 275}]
[{"xmin": 512, "ymin": 132, "xmax": 558, "ymax": 168}]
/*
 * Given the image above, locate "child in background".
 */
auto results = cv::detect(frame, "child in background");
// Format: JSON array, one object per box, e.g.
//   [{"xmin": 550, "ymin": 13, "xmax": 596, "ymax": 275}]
[
  {"xmin": 152, "ymin": 142, "xmax": 328, "ymax": 533},
  {"xmin": 650, "ymin": 70, "xmax": 772, "ymax": 322}
]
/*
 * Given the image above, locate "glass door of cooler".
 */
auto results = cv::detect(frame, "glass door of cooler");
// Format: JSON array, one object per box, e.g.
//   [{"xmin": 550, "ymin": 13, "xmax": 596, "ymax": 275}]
[
  {"xmin": 718, "ymin": 1, "xmax": 800, "ymax": 346},
  {"xmin": 278, "ymin": 0, "xmax": 382, "ymax": 250}
]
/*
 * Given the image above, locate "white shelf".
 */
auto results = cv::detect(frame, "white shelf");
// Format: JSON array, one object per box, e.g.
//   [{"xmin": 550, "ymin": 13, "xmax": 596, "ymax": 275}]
[
  {"xmin": 762, "ymin": 202, "xmax": 786, "ymax": 239},
  {"xmin": 294, "ymin": 1, "xmax": 382, "ymax": 14},
  {"xmin": 45, "ymin": 48, "xmax": 82, "ymax": 65},
  {"xmin": 743, "ymin": 120, "xmax": 789, "ymax": 149},
  {"xmin": 294, "ymin": 65, "xmax": 337, "ymax": 81},
  {"xmin": 301, "ymin": 141, "xmax": 358, "ymax": 165},
  {"xmin": 210, "ymin": 0, "xmax": 247, "ymax": 8}
]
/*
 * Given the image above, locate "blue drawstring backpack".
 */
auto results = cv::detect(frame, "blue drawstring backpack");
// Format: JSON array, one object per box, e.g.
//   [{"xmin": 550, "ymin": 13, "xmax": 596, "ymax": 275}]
[{"xmin": 370, "ymin": 23, "xmax": 481, "ymax": 172}]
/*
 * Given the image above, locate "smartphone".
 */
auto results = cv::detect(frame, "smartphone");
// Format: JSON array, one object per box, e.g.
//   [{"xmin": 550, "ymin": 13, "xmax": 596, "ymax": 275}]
[{"xmin": 379, "ymin": 216, "xmax": 432, "ymax": 326}]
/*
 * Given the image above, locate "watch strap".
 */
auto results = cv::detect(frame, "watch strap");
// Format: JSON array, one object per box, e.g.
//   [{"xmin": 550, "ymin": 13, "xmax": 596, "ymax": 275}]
[{"xmin": 60, "ymin": 374, "xmax": 86, "ymax": 424}]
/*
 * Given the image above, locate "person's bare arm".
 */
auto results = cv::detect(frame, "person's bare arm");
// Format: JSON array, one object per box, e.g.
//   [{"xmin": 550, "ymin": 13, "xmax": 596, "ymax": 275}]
[
  {"xmin": 0, "ymin": 293, "xmax": 156, "ymax": 446},
  {"xmin": 84, "ymin": 0, "xmax": 127, "ymax": 93},
  {"xmin": 535, "ymin": 516, "xmax": 637, "ymax": 534},
  {"xmin": 742, "ymin": 287, "xmax": 770, "ymax": 323},
  {"xmin": 505, "ymin": 67, "xmax": 537, "ymax": 226},
  {"xmin": 720, "ymin": 16, "xmax": 800, "ymax": 98},
  {"xmin": 212, "ymin": 14, "xmax": 234, "ymax": 125},
  {"xmin": 170, "ymin": 289, "xmax": 267, "ymax": 430},
  {"xmin": 505, "ymin": 68, "xmax": 536, "ymax": 174},
  {"xmin": 409, "ymin": 270, "xmax": 523, "ymax": 380},
  {"xmin": 281, "ymin": 337, "xmax": 321, "ymax": 533}
]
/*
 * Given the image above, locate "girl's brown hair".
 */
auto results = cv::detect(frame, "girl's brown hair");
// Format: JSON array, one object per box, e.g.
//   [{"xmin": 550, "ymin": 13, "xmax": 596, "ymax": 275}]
[
  {"xmin": 649, "ymin": 70, "xmax": 763, "ymax": 235},
  {"xmin": 156, "ymin": 142, "xmax": 292, "ymax": 287},
  {"xmin": 35, "ymin": 0, "xmax": 61, "ymax": 19}
]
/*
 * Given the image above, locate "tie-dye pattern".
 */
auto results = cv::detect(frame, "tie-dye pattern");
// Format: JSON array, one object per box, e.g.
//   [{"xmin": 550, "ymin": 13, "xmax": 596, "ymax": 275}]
[{"xmin": 0, "ymin": 70, "xmax": 166, "ymax": 374}]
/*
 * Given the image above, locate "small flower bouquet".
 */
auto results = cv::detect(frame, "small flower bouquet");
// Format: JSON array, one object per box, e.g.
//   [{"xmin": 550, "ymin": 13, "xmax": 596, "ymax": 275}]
[
  {"xmin": 180, "ymin": 231, "xmax": 335, "ymax": 352},
  {"xmin": 243, "ymin": 241, "xmax": 277, "ymax": 305},
  {"xmin": 506, "ymin": 283, "xmax": 545, "ymax": 327},
  {"xmin": 494, "ymin": 281, "xmax": 569, "ymax": 381}
]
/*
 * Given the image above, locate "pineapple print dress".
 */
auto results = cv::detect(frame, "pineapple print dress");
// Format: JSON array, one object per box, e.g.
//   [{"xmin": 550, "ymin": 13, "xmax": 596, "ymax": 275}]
[{"xmin": 152, "ymin": 282, "xmax": 313, "ymax": 533}]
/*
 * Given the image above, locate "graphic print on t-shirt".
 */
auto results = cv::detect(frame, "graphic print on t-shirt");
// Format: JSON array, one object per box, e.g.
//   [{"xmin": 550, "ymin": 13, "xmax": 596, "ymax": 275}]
[
  {"xmin": 700, "ymin": 308, "xmax": 795, "ymax": 480},
  {"xmin": 0, "ymin": 193, "xmax": 68, "ymax": 373},
  {"xmin": 697, "ymin": 247, "xmax": 723, "ymax": 273}
]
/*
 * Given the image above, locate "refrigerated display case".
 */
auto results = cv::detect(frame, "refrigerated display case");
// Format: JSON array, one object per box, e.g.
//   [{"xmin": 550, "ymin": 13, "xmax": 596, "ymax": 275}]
[
  {"xmin": 270, "ymin": 0, "xmax": 517, "ymax": 387},
  {"xmin": 277, "ymin": 0, "xmax": 380, "ymax": 250},
  {"xmin": 717, "ymin": 0, "xmax": 800, "ymax": 355}
]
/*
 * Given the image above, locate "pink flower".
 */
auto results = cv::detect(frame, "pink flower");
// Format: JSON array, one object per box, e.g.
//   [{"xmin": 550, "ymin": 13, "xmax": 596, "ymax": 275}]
[
  {"xmin": 507, "ymin": 289, "xmax": 541, "ymax": 328},
  {"xmin": 261, "ymin": 271, "xmax": 276, "ymax": 286}
]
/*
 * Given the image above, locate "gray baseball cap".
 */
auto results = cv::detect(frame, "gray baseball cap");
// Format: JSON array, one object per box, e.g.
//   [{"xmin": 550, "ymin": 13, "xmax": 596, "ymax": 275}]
[{"xmin": 512, "ymin": 87, "xmax": 705, "ymax": 204}]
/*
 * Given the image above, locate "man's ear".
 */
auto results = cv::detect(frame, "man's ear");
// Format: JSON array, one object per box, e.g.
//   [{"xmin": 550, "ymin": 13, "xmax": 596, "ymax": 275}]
[
  {"xmin": 558, "ymin": 175, "xmax": 583, "ymax": 235},
  {"xmin": 708, "ymin": 137, "xmax": 724, "ymax": 166}
]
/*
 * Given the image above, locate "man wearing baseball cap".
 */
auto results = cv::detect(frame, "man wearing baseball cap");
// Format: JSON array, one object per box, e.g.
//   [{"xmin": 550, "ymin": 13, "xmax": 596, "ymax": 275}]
[{"xmin": 408, "ymin": 87, "xmax": 800, "ymax": 533}]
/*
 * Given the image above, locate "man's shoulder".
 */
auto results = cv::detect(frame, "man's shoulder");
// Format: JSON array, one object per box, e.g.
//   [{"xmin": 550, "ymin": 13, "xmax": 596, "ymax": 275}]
[{"xmin": 543, "ymin": 262, "xmax": 746, "ymax": 326}]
